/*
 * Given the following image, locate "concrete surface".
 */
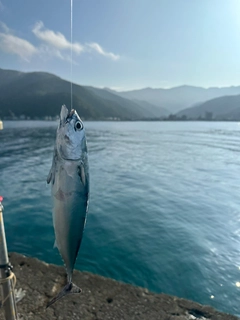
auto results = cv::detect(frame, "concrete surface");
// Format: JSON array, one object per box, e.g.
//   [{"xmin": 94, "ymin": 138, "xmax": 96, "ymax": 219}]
[{"xmin": 0, "ymin": 253, "xmax": 238, "ymax": 320}]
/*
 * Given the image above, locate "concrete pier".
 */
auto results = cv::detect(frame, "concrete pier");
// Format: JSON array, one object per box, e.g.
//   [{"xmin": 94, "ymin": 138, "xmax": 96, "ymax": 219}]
[{"xmin": 0, "ymin": 253, "xmax": 238, "ymax": 320}]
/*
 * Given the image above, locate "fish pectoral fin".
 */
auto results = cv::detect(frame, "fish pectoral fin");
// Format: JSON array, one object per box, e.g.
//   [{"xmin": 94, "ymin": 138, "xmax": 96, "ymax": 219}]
[
  {"xmin": 78, "ymin": 164, "xmax": 89, "ymax": 196},
  {"xmin": 78, "ymin": 164, "xmax": 86, "ymax": 186},
  {"xmin": 47, "ymin": 147, "xmax": 57, "ymax": 184},
  {"xmin": 46, "ymin": 282, "xmax": 81, "ymax": 308},
  {"xmin": 47, "ymin": 169, "xmax": 52, "ymax": 184}
]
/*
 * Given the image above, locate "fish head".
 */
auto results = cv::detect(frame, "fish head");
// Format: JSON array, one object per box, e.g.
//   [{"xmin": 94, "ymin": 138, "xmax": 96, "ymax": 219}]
[{"xmin": 56, "ymin": 105, "xmax": 87, "ymax": 160}]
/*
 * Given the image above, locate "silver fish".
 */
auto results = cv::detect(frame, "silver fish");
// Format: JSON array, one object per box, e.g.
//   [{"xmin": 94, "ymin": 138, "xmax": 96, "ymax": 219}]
[{"xmin": 46, "ymin": 105, "xmax": 89, "ymax": 307}]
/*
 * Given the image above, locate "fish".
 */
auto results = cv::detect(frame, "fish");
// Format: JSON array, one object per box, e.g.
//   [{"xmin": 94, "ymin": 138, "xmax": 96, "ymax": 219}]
[{"xmin": 46, "ymin": 105, "xmax": 89, "ymax": 308}]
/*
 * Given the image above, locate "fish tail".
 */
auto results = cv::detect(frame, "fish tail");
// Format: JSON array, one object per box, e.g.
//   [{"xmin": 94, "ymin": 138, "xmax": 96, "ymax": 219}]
[{"xmin": 46, "ymin": 282, "xmax": 82, "ymax": 308}]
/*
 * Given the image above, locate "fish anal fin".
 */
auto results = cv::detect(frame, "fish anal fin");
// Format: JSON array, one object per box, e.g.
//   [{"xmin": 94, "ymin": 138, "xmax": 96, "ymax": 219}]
[
  {"xmin": 46, "ymin": 282, "xmax": 81, "ymax": 308},
  {"xmin": 53, "ymin": 240, "xmax": 57, "ymax": 249}
]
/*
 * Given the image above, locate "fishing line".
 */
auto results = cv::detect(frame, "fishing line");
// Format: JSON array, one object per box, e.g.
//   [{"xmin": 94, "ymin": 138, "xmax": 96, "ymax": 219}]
[{"xmin": 70, "ymin": 0, "xmax": 73, "ymax": 109}]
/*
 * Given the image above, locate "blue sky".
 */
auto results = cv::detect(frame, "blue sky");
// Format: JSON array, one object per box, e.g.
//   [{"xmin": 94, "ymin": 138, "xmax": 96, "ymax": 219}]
[{"xmin": 0, "ymin": 0, "xmax": 240, "ymax": 90}]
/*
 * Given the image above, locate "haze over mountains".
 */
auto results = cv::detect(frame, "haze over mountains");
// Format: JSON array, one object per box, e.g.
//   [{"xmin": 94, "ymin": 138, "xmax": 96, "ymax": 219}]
[
  {"xmin": 114, "ymin": 86, "xmax": 240, "ymax": 114},
  {"xmin": 177, "ymin": 94, "xmax": 240, "ymax": 120},
  {"xmin": 0, "ymin": 68, "xmax": 168, "ymax": 120},
  {"xmin": 1, "ymin": 68, "xmax": 240, "ymax": 120}
]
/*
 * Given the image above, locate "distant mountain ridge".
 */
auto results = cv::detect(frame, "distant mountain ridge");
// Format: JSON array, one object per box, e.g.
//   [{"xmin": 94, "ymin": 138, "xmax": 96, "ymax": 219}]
[
  {"xmin": 85, "ymin": 86, "xmax": 169, "ymax": 118},
  {"xmin": 177, "ymin": 94, "xmax": 240, "ymax": 120},
  {"xmin": 1, "ymin": 67, "xmax": 240, "ymax": 120},
  {"xmin": 112, "ymin": 85, "xmax": 240, "ymax": 113},
  {"xmin": 0, "ymin": 68, "xmax": 168, "ymax": 120}
]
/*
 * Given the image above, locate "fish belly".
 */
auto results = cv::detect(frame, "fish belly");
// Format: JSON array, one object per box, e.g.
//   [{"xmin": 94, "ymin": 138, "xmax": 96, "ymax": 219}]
[{"xmin": 52, "ymin": 164, "xmax": 88, "ymax": 280}]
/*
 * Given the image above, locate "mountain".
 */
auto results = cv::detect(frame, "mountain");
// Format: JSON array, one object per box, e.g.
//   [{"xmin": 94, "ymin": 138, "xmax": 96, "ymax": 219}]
[
  {"xmin": 0, "ymin": 68, "xmax": 168, "ymax": 120},
  {"xmin": 113, "ymin": 85, "xmax": 240, "ymax": 113},
  {"xmin": 1, "ymin": 68, "xmax": 240, "ymax": 120},
  {"xmin": 85, "ymin": 86, "xmax": 169, "ymax": 118},
  {"xmin": 131, "ymin": 99, "xmax": 169, "ymax": 117},
  {"xmin": 177, "ymin": 94, "xmax": 240, "ymax": 120}
]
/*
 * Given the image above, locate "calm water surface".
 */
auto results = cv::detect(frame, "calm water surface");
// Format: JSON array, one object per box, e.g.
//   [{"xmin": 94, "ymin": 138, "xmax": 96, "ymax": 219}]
[{"xmin": 1, "ymin": 120, "xmax": 240, "ymax": 315}]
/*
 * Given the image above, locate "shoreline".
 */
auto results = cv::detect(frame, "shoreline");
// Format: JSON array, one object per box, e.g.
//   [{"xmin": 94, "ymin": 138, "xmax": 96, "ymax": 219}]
[{"xmin": 1, "ymin": 253, "xmax": 238, "ymax": 320}]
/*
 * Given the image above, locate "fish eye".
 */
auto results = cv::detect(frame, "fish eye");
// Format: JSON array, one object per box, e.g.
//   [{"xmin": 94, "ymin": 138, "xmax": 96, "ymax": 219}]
[{"xmin": 75, "ymin": 121, "xmax": 83, "ymax": 131}]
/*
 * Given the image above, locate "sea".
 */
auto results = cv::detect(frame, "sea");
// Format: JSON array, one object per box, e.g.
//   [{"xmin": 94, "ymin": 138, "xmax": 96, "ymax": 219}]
[{"xmin": 1, "ymin": 120, "xmax": 240, "ymax": 316}]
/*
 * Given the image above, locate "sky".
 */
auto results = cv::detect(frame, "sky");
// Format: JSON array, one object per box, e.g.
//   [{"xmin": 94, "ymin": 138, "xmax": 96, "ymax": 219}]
[{"xmin": 0, "ymin": 0, "xmax": 240, "ymax": 90}]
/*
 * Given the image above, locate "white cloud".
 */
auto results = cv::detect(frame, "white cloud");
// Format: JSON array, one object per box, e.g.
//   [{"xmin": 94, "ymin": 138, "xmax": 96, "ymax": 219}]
[
  {"xmin": 32, "ymin": 21, "xmax": 84, "ymax": 54},
  {"xmin": 37, "ymin": 44, "xmax": 77, "ymax": 64},
  {"xmin": 0, "ymin": 33, "xmax": 37, "ymax": 61},
  {"xmin": 0, "ymin": 20, "xmax": 120, "ymax": 63},
  {"xmin": 87, "ymin": 42, "xmax": 120, "ymax": 61},
  {"xmin": 32, "ymin": 21, "xmax": 120, "ymax": 61},
  {"xmin": 0, "ymin": 20, "xmax": 37, "ymax": 61}
]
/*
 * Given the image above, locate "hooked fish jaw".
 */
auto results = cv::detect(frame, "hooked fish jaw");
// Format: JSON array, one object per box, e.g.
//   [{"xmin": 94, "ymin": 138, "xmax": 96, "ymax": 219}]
[{"xmin": 57, "ymin": 105, "xmax": 86, "ymax": 161}]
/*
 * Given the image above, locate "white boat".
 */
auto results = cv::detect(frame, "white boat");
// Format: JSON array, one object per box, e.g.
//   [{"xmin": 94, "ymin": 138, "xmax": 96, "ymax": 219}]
[{"xmin": 0, "ymin": 120, "xmax": 3, "ymax": 130}]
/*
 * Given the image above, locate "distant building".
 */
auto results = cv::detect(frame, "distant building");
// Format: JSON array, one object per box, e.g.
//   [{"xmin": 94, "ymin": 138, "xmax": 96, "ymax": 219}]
[{"xmin": 180, "ymin": 115, "xmax": 187, "ymax": 120}]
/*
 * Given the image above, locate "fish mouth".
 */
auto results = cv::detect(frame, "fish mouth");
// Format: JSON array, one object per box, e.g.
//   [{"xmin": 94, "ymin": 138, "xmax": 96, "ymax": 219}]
[{"xmin": 60, "ymin": 105, "xmax": 75, "ymax": 125}]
